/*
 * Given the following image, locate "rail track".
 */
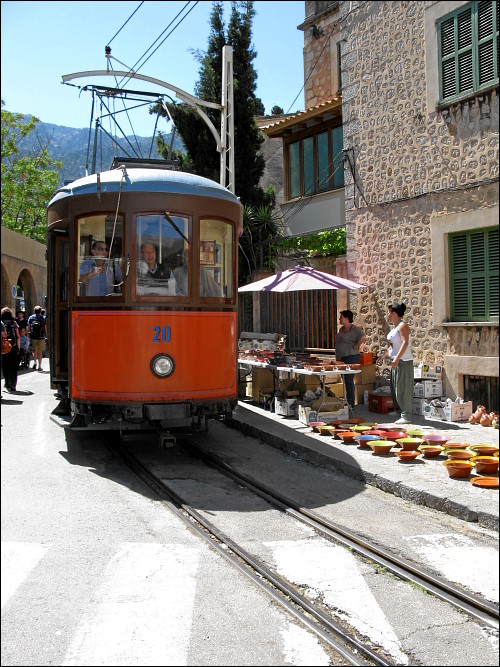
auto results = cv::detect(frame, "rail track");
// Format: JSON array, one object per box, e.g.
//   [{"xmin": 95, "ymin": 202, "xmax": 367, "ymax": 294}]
[{"xmin": 102, "ymin": 431, "xmax": 498, "ymax": 666}]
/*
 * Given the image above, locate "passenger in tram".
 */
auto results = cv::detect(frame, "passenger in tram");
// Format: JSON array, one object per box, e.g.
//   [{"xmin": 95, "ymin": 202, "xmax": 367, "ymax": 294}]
[
  {"xmin": 79, "ymin": 240, "xmax": 122, "ymax": 296},
  {"xmin": 174, "ymin": 248, "xmax": 221, "ymax": 297},
  {"xmin": 138, "ymin": 242, "xmax": 171, "ymax": 280}
]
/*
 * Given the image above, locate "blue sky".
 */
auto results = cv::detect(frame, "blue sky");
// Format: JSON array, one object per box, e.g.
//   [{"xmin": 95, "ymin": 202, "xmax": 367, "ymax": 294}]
[{"xmin": 1, "ymin": 1, "xmax": 307, "ymax": 136}]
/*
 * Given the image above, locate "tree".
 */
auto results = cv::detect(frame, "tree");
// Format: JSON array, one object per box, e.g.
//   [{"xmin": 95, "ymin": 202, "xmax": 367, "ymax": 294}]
[
  {"xmin": 271, "ymin": 105, "xmax": 284, "ymax": 116},
  {"xmin": 1, "ymin": 100, "xmax": 61, "ymax": 243},
  {"xmin": 157, "ymin": 1, "xmax": 265, "ymax": 208}
]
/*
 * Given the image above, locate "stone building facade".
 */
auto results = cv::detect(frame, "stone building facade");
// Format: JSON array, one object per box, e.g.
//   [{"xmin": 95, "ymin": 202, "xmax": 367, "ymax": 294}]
[
  {"xmin": 339, "ymin": 0, "xmax": 498, "ymax": 401},
  {"xmin": 1, "ymin": 226, "xmax": 47, "ymax": 316}
]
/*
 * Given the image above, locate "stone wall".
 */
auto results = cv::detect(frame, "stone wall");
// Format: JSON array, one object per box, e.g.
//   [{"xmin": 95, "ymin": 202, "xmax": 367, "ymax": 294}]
[
  {"xmin": 1, "ymin": 227, "xmax": 47, "ymax": 314},
  {"xmin": 338, "ymin": 0, "xmax": 499, "ymax": 398}
]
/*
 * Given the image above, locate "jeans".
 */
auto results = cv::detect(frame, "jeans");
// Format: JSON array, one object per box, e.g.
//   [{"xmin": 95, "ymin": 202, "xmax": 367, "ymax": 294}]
[{"xmin": 340, "ymin": 354, "xmax": 360, "ymax": 407}]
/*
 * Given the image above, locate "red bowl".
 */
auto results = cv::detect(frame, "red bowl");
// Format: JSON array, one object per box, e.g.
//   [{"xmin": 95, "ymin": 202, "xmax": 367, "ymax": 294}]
[
  {"xmin": 381, "ymin": 431, "xmax": 408, "ymax": 441},
  {"xmin": 337, "ymin": 431, "xmax": 358, "ymax": 443},
  {"xmin": 394, "ymin": 450, "xmax": 421, "ymax": 462}
]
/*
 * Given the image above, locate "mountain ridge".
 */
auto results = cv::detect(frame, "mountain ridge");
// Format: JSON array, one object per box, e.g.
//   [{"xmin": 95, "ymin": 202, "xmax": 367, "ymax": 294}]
[{"xmin": 17, "ymin": 116, "xmax": 183, "ymax": 185}]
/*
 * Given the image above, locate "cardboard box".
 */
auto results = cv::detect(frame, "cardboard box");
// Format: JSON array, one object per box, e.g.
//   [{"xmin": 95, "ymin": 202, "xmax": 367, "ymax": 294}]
[
  {"xmin": 412, "ymin": 397, "xmax": 432, "ymax": 417},
  {"xmin": 413, "ymin": 380, "xmax": 443, "ymax": 398},
  {"xmin": 251, "ymin": 368, "xmax": 275, "ymax": 402},
  {"xmin": 368, "ymin": 392, "xmax": 395, "ymax": 414},
  {"xmin": 353, "ymin": 364, "xmax": 377, "ymax": 385},
  {"xmin": 274, "ymin": 398, "xmax": 297, "ymax": 417},
  {"xmin": 298, "ymin": 404, "xmax": 349, "ymax": 425},
  {"xmin": 355, "ymin": 383, "xmax": 375, "ymax": 405},
  {"xmin": 325, "ymin": 382, "xmax": 345, "ymax": 399},
  {"xmin": 425, "ymin": 401, "xmax": 473, "ymax": 422},
  {"xmin": 413, "ymin": 362, "xmax": 443, "ymax": 380}
]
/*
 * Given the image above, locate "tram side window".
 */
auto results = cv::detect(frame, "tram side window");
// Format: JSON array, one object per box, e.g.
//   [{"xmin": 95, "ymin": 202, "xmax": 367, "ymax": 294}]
[
  {"xmin": 200, "ymin": 219, "xmax": 233, "ymax": 298},
  {"xmin": 136, "ymin": 213, "xmax": 189, "ymax": 296},
  {"xmin": 77, "ymin": 215, "xmax": 124, "ymax": 297}
]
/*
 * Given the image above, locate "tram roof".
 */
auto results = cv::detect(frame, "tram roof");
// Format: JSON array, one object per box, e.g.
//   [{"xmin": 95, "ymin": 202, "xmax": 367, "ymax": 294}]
[{"xmin": 48, "ymin": 166, "xmax": 241, "ymax": 207}]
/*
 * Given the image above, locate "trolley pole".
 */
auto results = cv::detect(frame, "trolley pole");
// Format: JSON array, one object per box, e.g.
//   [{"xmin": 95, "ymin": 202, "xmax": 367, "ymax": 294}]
[{"xmin": 220, "ymin": 46, "xmax": 235, "ymax": 194}]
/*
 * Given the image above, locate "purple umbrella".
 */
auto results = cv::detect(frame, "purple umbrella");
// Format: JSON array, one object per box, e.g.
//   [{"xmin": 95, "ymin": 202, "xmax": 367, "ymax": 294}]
[{"xmin": 238, "ymin": 265, "xmax": 367, "ymax": 292}]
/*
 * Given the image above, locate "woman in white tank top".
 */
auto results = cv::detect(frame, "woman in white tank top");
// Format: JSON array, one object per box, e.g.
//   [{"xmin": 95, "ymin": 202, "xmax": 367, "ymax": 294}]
[{"xmin": 376, "ymin": 303, "xmax": 414, "ymax": 424}]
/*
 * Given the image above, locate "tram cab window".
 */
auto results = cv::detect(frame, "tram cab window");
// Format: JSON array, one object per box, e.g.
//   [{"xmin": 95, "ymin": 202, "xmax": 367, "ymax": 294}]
[
  {"xmin": 199, "ymin": 219, "xmax": 233, "ymax": 298},
  {"xmin": 77, "ymin": 215, "xmax": 124, "ymax": 298},
  {"xmin": 136, "ymin": 213, "xmax": 188, "ymax": 296}
]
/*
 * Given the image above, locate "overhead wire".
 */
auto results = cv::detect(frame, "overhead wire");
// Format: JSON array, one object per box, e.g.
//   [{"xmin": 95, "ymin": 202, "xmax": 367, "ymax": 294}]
[
  {"xmin": 106, "ymin": 1, "xmax": 145, "ymax": 46},
  {"xmin": 116, "ymin": 1, "xmax": 199, "ymax": 89}
]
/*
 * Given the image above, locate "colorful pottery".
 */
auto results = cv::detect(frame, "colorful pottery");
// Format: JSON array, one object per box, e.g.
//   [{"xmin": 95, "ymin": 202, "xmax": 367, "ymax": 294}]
[
  {"xmin": 369, "ymin": 440, "xmax": 394, "ymax": 455},
  {"xmin": 394, "ymin": 450, "xmax": 420, "ymax": 462},
  {"xmin": 471, "ymin": 456, "xmax": 499, "ymax": 474},
  {"xmin": 443, "ymin": 449, "xmax": 474, "ymax": 460},
  {"xmin": 443, "ymin": 460, "xmax": 474, "ymax": 478},
  {"xmin": 418, "ymin": 445, "xmax": 444, "ymax": 458},
  {"xmin": 469, "ymin": 445, "xmax": 498, "ymax": 456},
  {"xmin": 396, "ymin": 437, "xmax": 425, "ymax": 450}
]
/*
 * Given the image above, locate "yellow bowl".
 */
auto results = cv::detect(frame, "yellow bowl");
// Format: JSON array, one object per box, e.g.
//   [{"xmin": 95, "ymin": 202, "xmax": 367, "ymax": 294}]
[{"xmin": 471, "ymin": 456, "xmax": 499, "ymax": 474}]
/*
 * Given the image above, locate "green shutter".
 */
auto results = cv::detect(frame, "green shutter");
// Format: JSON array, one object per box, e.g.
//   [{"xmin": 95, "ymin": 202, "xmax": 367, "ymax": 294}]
[
  {"xmin": 450, "ymin": 227, "xmax": 499, "ymax": 321},
  {"xmin": 439, "ymin": 1, "xmax": 499, "ymax": 104}
]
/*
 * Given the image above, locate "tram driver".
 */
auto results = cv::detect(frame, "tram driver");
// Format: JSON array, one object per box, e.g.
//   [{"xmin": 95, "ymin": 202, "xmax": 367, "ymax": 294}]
[{"xmin": 79, "ymin": 240, "xmax": 122, "ymax": 296}]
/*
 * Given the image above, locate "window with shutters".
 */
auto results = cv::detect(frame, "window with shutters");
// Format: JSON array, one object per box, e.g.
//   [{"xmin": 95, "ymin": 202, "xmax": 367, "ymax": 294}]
[
  {"xmin": 449, "ymin": 227, "xmax": 499, "ymax": 322},
  {"xmin": 285, "ymin": 122, "xmax": 344, "ymax": 200},
  {"xmin": 438, "ymin": 1, "xmax": 498, "ymax": 105}
]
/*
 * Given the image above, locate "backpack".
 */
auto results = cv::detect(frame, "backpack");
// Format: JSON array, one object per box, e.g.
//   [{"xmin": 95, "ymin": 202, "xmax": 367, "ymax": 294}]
[
  {"xmin": 4, "ymin": 320, "xmax": 17, "ymax": 346},
  {"xmin": 29, "ymin": 316, "xmax": 45, "ymax": 340}
]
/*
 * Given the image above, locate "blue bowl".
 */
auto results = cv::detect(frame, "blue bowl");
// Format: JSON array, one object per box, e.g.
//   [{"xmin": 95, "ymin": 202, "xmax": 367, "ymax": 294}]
[{"xmin": 354, "ymin": 434, "xmax": 381, "ymax": 449}]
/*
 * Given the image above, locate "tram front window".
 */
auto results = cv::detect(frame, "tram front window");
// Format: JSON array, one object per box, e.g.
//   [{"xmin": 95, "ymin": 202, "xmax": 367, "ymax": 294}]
[
  {"xmin": 136, "ymin": 213, "xmax": 189, "ymax": 296},
  {"xmin": 200, "ymin": 219, "xmax": 233, "ymax": 298},
  {"xmin": 77, "ymin": 215, "xmax": 124, "ymax": 297}
]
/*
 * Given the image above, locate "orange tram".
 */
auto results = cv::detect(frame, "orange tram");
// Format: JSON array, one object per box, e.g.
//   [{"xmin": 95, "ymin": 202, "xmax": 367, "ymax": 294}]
[{"xmin": 47, "ymin": 159, "xmax": 243, "ymax": 440}]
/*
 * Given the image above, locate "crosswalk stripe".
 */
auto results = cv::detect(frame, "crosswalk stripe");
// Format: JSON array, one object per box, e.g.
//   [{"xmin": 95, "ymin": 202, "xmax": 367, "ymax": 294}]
[
  {"xmin": 63, "ymin": 543, "xmax": 200, "ymax": 666},
  {"xmin": 1, "ymin": 542, "xmax": 49, "ymax": 609},
  {"xmin": 266, "ymin": 538, "xmax": 409, "ymax": 665}
]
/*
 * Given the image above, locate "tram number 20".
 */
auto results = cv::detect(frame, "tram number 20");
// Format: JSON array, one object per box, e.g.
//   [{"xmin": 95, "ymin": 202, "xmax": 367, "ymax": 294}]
[{"xmin": 153, "ymin": 326, "xmax": 171, "ymax": 343}]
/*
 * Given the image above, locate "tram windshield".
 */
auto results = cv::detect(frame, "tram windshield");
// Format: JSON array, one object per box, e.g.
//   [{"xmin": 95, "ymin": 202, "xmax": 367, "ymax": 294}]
[
  {"xmin": 77, "ymin": 214, "xmax": 124, "ymax": 297},
  {"xmin": 136, "ymin": 213, "xmax": 188, "ymax": 296}
]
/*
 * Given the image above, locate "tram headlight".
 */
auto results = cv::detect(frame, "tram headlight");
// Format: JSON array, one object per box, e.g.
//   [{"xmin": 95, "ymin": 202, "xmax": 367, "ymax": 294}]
[{"xmin": 150, "ymin": 354, "xmax": 175, "ymax": 378}]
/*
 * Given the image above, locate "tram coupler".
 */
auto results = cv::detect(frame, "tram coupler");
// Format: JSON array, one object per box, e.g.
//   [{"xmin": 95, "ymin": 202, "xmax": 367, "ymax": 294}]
[{"xmin": 159, "ymin": 431, "xmax": 176, "ymax": 448}]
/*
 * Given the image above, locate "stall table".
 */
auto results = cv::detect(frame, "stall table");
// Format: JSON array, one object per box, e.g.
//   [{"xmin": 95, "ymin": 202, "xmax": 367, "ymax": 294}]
[{"xmin": 238, "ymin": 359, "xmax": 361, "ymax": 417}]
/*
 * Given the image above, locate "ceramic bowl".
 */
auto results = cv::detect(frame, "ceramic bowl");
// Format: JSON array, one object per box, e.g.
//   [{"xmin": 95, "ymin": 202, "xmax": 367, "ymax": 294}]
[
  {"xmin": 354, "ymin": 434, "xmax": 381, "ymax": 449},
  {"xmin": 418, "ymin": 445, "xmax": 444, "ymax": 458},
  {"xmin": 364, "ymin": 429, "xmax": 388, "ymax": 437},
  {"xmin": 394, "ymin": 450, "xmax": 421, "ymax": 462},
  {"xmin": 423, "ymin": 434, "xmax": 451, "ymax": 446},
  {"xmin": 382, "ymin": 431, "xmax": 408, "ymax": 441},
  {"xmin": 469, "ymin": 444, "xmax": 499, "ymax": 456},
  {"xmin": 330, "ymin": 419, "xmax": 347, "ymax": 427},
  {"xmin": 444, "ymin": 441, "xmax": 470, "ymax": 450},
  {"xmin": 337, "ymin": 431, "xmax": 358, "ymax": 444},
  {"xmin": 347, "ymin": 417, "xmax": 365, "ymax": 425},
  {"xmin": 350, "ymin": 425, "xmax": 373, "ymax": 433},
  {"xmin": 318, "ymin": 425, "xmax": 335, "ymax": 436},
  {"xmin": 369, "ymin": 440, "xmax": 394, "ymax": 455},
  {"xmin": 338, "ymin": 424, "xmax": 353, "ymax": 430},
  {"xmin": 443, "ymin": 460, "xmax": 474, "ymax": 478},
  {"xmin": 406, "ymin": 429, "xmax": 426, "ymax": 437},
  {"xmin": 443, "ymin": 449, "xmax": 474, "ymax": 460},
  {"xmin": 329, "ymin": 428, "xmax": 348, "ymax": 439},
  {"xmin": 309, "ymin": 421, "xmax": 327, "ymax": 432},
  {"xmin": 471, "ymin": 456, "xmax": 499, "ymax": 474},
  {"xmin": 396, "ymin": 437, "xmax": 425, "ymax": 451}
]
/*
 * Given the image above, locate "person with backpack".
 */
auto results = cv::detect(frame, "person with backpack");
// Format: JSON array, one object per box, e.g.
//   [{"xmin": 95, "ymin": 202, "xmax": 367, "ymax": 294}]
[
  {"xmin": 27, "ymin": 305, "xmax": 46, "ymax": 371},
  {"xmin": 1, "ymin": 307, "xmax": 21, "ymax": 392}
]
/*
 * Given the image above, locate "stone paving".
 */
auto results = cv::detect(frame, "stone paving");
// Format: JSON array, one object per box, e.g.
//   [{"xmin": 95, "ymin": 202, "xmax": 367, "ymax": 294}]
[{"xmin": 230, "ymin": 400, "xmax": 499, "ymax": 531}]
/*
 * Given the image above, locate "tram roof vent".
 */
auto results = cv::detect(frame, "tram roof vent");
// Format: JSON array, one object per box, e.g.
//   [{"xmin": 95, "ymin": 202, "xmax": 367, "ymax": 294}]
[{"xmin": 110, "ymin": 157, "xmax": 180, "ymax": 171}]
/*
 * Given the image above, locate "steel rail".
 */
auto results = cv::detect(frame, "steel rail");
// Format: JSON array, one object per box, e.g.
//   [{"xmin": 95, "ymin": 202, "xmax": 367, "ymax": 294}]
[
  {"xmin": 181, "ymin": 439, "xmax": 499, "ymax": 629},
  {"xmin": 105, "ymin": 436, "xmax": 392, "ymax": 667}
]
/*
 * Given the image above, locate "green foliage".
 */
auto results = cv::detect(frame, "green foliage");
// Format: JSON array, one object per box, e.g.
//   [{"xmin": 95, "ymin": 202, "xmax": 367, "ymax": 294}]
[
  {"xmin": 239, "ymin": 202, "xmax": 283, "ymax": 282},
  {"xmin": 158, "ymin": 1, "xmax": 265, "ymax": 208},
  {"xmin": 1, "ymin": 99, "xmax": 61, "ymax": 243},
  {"xmin": 271, "ymin": 105, "xmax": 285, "ymax": 115},
  {"xmin": 278, "ymin": 228, "xmax": 347, "ymax": 257}
]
